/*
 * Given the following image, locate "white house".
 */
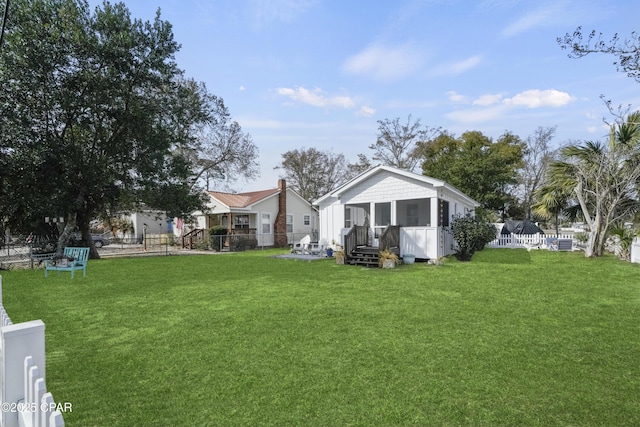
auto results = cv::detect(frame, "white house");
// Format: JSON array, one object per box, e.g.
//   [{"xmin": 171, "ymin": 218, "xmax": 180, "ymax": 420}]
[
  {"xmin": 314, "ymin": 165, "xmax": 480, "ymax": 260},
  {"xmin": 186, "ymin": 179, "xmax": 318, "ymax": 247}
]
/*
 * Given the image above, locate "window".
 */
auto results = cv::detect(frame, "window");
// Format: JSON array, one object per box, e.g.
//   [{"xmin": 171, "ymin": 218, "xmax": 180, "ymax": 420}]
[
  {"xmin": 406, "ymin": 203, "xmax": 419, "ymax": 226},
  {"xmin": 396, "ymin": 199, "xmax": 430, "ymax": 226},
  {"xmin": 303, "ymin": 214, "xmax": 311, "ymax": 226},
  {"xmin": 286, "ymin": 214, "xmax": 293, "ymax": 233},
  {"xmin": 345, "ymin": 204, "xmax": 370, "ymax": 227},
  {"xmin": 375, "ymin": 203, "xmax": 391, "ymax": 226},
  {"xmin": 234, "ymin": 214, "xmax": 250, "ymax": 229},
  {"xmin": 261, "ymin": 213, "xmax": 271, "ymax": 234}
]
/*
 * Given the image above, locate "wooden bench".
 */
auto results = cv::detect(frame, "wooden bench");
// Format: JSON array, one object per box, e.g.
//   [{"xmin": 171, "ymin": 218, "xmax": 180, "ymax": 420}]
[{"xmin": 45, "ymin": 247, "xmax": 90, "ymax": 278}]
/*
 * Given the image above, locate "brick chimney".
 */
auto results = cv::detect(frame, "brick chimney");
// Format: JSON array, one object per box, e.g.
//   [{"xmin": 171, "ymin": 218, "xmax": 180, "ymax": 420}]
[{"xmin": 274, "ymin": 179, "xmax": 288, "ymax": 248}]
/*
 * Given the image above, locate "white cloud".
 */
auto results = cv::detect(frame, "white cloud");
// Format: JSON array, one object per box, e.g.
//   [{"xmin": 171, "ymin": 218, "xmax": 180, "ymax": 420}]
[
  {"xmin": 343, "ymin": 43, "xmax": 424, "ymax": 81},
  {"xmin": 473, "ymin": 93, "xmax": 503, "ymax": 106},
  {"xmin": 502, "ymin": 2, "xmax": 575, "ymax": 37},
  {"xmin": 357, "ymin": 106, "xmax": 376, "ymax": 117},
  {"xmin": 503, "ymin": 89, "xmax": 574, "ymax": 108},
  {"xmin": 451, "ymin": 55, "xmax": 483, "ymax": 74},
  {"xmin": 276, "ymin": 86, "xmax": 356, "ymax": 109},
  {"xmin": 239, "ymin": 85, "xmax": 246, "ymax": 91},
  {"xmin": 446, "ymin": 90, "xmax": 468, "ymax": 103},
  {"xmin": 445, "ymin": 105, "xmax": 508, "ymax": 124}
]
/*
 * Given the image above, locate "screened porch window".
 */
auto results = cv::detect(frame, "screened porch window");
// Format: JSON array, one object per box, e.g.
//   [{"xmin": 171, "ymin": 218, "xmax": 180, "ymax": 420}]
[
  {"xmin": 375, "ymin": 202, "xmax": 391, "ymax": 227},
  {"xmin": 397, "ymin": 199, "xmax": 430, "ymax": 226},
  {"xmin": 345, "ymin": 203, "xmax": 370, "ymax": 228}
]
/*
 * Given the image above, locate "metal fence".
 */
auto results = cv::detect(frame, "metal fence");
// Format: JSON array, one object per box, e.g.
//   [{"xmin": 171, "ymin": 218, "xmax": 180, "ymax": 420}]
[{"xmin": 0, "ymin": 232, "xmax": 320, "ymax": 269}]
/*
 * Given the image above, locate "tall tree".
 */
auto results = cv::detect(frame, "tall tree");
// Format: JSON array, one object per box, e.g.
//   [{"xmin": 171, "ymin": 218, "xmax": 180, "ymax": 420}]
[
  {"xmin": 540, "ymin": 113, "xmax": 640, "ymax": 257},
  {"xmin": 0, "ymin": 0, "xmax": 247, "ymax": 257},
  {"xmin": 517, "ymin": 126, "xmax": 558, "ymax": 219},
  {"xmin": 275, "ymin": 148, "xmax": 350, "ymax": 202},
  {"xmin": 175, "ymin": 81, "xmax": 259, "ymax": 191},
  {"xmin": 421, "ymin": 130, "xmax": 525, "ymax": 214},
  {"xmin": 558, "ymin": 27, "xmax": 640, "ymax": 82},
  {"xmin": 371, "ymin": 115, "xmax": 441, "ymax": 172}
]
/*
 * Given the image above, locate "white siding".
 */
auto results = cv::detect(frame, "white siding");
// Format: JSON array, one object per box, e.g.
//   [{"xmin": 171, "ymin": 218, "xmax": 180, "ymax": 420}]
[{"xmin": 340, "ymin": 170, "xmax": 436, "ymax": 204}]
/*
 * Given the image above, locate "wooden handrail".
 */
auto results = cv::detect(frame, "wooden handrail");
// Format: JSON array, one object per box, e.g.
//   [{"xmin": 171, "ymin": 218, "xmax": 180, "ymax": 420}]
[
  {"xmin": 379, "ymin": 225, "xmax": 400, "ymax": 250},
  {"xmin": 344, "ymin": 225, "xmax": 369, "ymax": 257},
  {"xmin": 182, "ymin": 228, "xmax": 205, "ymax": 249}
]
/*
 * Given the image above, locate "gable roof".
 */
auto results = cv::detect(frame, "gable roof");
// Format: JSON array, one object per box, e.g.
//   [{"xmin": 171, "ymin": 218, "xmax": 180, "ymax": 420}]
[
  {"xmin": 206, "ymin": 185, "xmax": 317, "ymax": 212},
  {"xmin": 207, "ymin": 188, "xmax": 280, "ymax": 209},
  {"xmin": 314, "ymin": 165, "xmax": 480, "ymax": 207}
]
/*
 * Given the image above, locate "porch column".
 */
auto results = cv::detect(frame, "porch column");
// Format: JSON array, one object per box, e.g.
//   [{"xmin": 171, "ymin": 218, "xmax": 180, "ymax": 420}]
[
  {"xmin": 369, "ymin": 202, "xmax": 375, "ymax": 231},
  {"xmin": 430, "ymin": 198, "xmax": 439, "ymax": 227},
  {"xmin": 391, "ymin": 201, "xmax": 397, "ymax": 225}
]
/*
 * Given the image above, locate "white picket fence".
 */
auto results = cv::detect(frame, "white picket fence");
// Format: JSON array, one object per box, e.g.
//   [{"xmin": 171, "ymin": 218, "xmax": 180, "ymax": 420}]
[
  {"xmin": 0, "ymin": 276, "xmax": 64, "ymax": 427},
  {"xmin": 487, "ymin": 233, "xmax": 576, "ymax": 250},
  {"xmin": 631, "ymin": 237, "xmax": 640, "ymax": 264}
]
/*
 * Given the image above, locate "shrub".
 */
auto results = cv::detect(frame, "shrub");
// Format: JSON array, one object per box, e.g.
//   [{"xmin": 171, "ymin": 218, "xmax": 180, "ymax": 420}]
[
  {"xmin": 450, "ymin": 214, "xmax": 496, "ymax": 261},
  {"xmin": 209, "ymin": 226, "xmax": 228, "ymax": 251}
]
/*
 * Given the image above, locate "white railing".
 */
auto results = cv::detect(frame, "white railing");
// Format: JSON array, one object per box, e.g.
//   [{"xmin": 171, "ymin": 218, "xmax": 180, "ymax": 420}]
[
  {"xmin": 0, "ymin": 276, "xmax": 65, "ymax": 427},
  {"xmin": 487, "ymin": 234, "xmax": 575, "ymax": 249}
]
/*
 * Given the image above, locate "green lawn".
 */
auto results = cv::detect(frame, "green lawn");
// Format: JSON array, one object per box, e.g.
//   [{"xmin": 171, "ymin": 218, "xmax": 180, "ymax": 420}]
[{"xmin": 2, "ymin": 249, "xmax": 639, "ymax": 426}]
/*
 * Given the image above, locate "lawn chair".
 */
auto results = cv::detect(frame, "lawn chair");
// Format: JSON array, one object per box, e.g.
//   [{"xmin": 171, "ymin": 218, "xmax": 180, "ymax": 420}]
[
  {"xmin": 291, "ymin": 235, "xmax": 311, "ymax": 254},
  {"xmin": 45, "ymin": 247, "xmax": 90, "ymax": 278}
]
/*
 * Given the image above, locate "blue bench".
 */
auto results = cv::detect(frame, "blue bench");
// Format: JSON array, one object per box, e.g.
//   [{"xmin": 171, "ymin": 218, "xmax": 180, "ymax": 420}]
[{"xmin": 45, "ymin": 247, "xmax": 90, "ymax": 278}]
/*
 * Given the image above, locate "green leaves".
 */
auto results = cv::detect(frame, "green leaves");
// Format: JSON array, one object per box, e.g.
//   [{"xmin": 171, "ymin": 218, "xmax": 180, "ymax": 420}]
[
  {"xmin": 0, "ymin": 0, "xmax": 251, "ymax": 241},
  {"xmin": 421, "ymin": 130, "xmax": 526, "ymax": 213},
  {"xmin": 450, "ymin": 214, "xmax": 497, "ymax": 261}
]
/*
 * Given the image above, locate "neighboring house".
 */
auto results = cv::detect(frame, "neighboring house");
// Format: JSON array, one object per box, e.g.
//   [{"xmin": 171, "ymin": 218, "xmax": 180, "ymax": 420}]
[
  {"xmin": 314, "ymin": 165, "xmax": 480, "ymax": 260},
  {"xmin": 117, "ymin": 210, "xmax": 171, "ymax": 242},
  {"xmin": 187, "ymin": 180, "xmax": 318, "ymax": 247}
]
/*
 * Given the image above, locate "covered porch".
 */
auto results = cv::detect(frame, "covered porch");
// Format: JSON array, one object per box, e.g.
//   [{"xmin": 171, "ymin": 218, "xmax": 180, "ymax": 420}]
[
  {"xmin": 204, "ymin": 211, "xmax": 272, "ymax": 247},
  {"xmin": 340, "ymin": 198, "xmax": 456, "ymax": 260}
]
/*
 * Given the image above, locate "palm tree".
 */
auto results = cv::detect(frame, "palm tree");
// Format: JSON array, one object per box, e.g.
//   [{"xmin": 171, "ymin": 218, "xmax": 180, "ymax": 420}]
[
  {"xmin": 532, "ymin": 184, "xmax": 572, "ymax": 236},
  {"xmin": 539, "ymin": 113, "xmax": 640, "ymax": 257}
]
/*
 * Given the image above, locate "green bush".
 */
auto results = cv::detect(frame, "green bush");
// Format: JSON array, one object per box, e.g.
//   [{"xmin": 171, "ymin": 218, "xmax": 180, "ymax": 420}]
[
  {"xmin": 450, "ymin": 214, "xmax": 496, "ymax": 261},
  {"xmin": 209, "ymin": 226, "xmax": 228, "ymax": 251}
]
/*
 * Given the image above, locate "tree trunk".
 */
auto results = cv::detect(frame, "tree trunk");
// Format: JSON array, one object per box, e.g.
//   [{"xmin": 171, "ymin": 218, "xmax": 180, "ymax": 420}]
[
  {"xmin": 56, "ymin": 212, "xmax": 77, "ymax": 256},
  {"xmin": 80, "ymin": 223, "xmax": 100, "ymax": 259}
]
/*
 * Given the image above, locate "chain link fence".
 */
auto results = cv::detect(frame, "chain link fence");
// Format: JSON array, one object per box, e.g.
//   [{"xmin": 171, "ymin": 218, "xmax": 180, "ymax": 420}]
[{"xmin": 1, "ymin": 232, "xmax": 319, "ymax": 269}]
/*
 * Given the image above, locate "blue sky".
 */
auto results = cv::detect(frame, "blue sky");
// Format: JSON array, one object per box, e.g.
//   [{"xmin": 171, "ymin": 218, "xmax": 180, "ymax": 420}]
[{"xmin": 97, "ymin": 0, "xmax": 639, "ymax": 191}]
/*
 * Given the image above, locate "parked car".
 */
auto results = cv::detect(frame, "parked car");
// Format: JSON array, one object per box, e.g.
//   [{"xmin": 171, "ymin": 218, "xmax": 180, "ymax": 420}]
[
  {"xmin": 70, "ymin": 232, "xmax": 110, "ymax": 248},
  {"xmin": 91, "ymin": 234, "xmax": 110, "ymax": 248}
]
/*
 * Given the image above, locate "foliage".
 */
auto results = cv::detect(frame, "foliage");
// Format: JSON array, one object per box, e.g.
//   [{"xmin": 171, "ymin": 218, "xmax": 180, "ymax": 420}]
[
  {"xmin": 378, "ymin": 249, "xmax": 399, "ymax": 267},
  {"xmin": 370, "ymin": 114, "xmax": 441, "ymax": 172},
  {"xmin": 346, "ymin": 153, "xmax": 373, "ymax": 178},
  {"xmin": 608, "ymin": 224, "xmax": 638, "ymax": 260},
  {"xmin": 540, "ymin": 113, "xmax": 640, "ymax": 257},
  {"xmin": 209, "ymin": 225, "xmax": 228, "ymax": 251},
  {"xmin": 516, "ymin": 126, "xmax": 558, "ymax": 219},
  {"xmin": 3, "ymin": 250, "xmax": 639, "ymax": 426},
  {"xmin": 558, "ymin": 27, "xmax": 640, "ymax": 82},
  {"xmin": 421, "ymin": 130, "xmax": 526, "ymax": 214},
  {"xmin": 0, "ymin": 0, "xmax": 250, "ymax": 258},
  {"xmin": 450, "ymin": 214, "xmax": 497, "ymax": 261},
  {"xmin": 176, "ymin": 81, "xmax": 259, "ymax": 191},
  {"xmin": 275, "ymin": 147, "xmax": 351, "ymax": 202}
]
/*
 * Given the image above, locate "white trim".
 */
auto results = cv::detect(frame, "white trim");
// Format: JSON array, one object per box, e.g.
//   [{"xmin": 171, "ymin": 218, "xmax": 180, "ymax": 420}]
[{"xmin": 314, "ymin": 165, "xmax": 480, "ymax": 207}]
